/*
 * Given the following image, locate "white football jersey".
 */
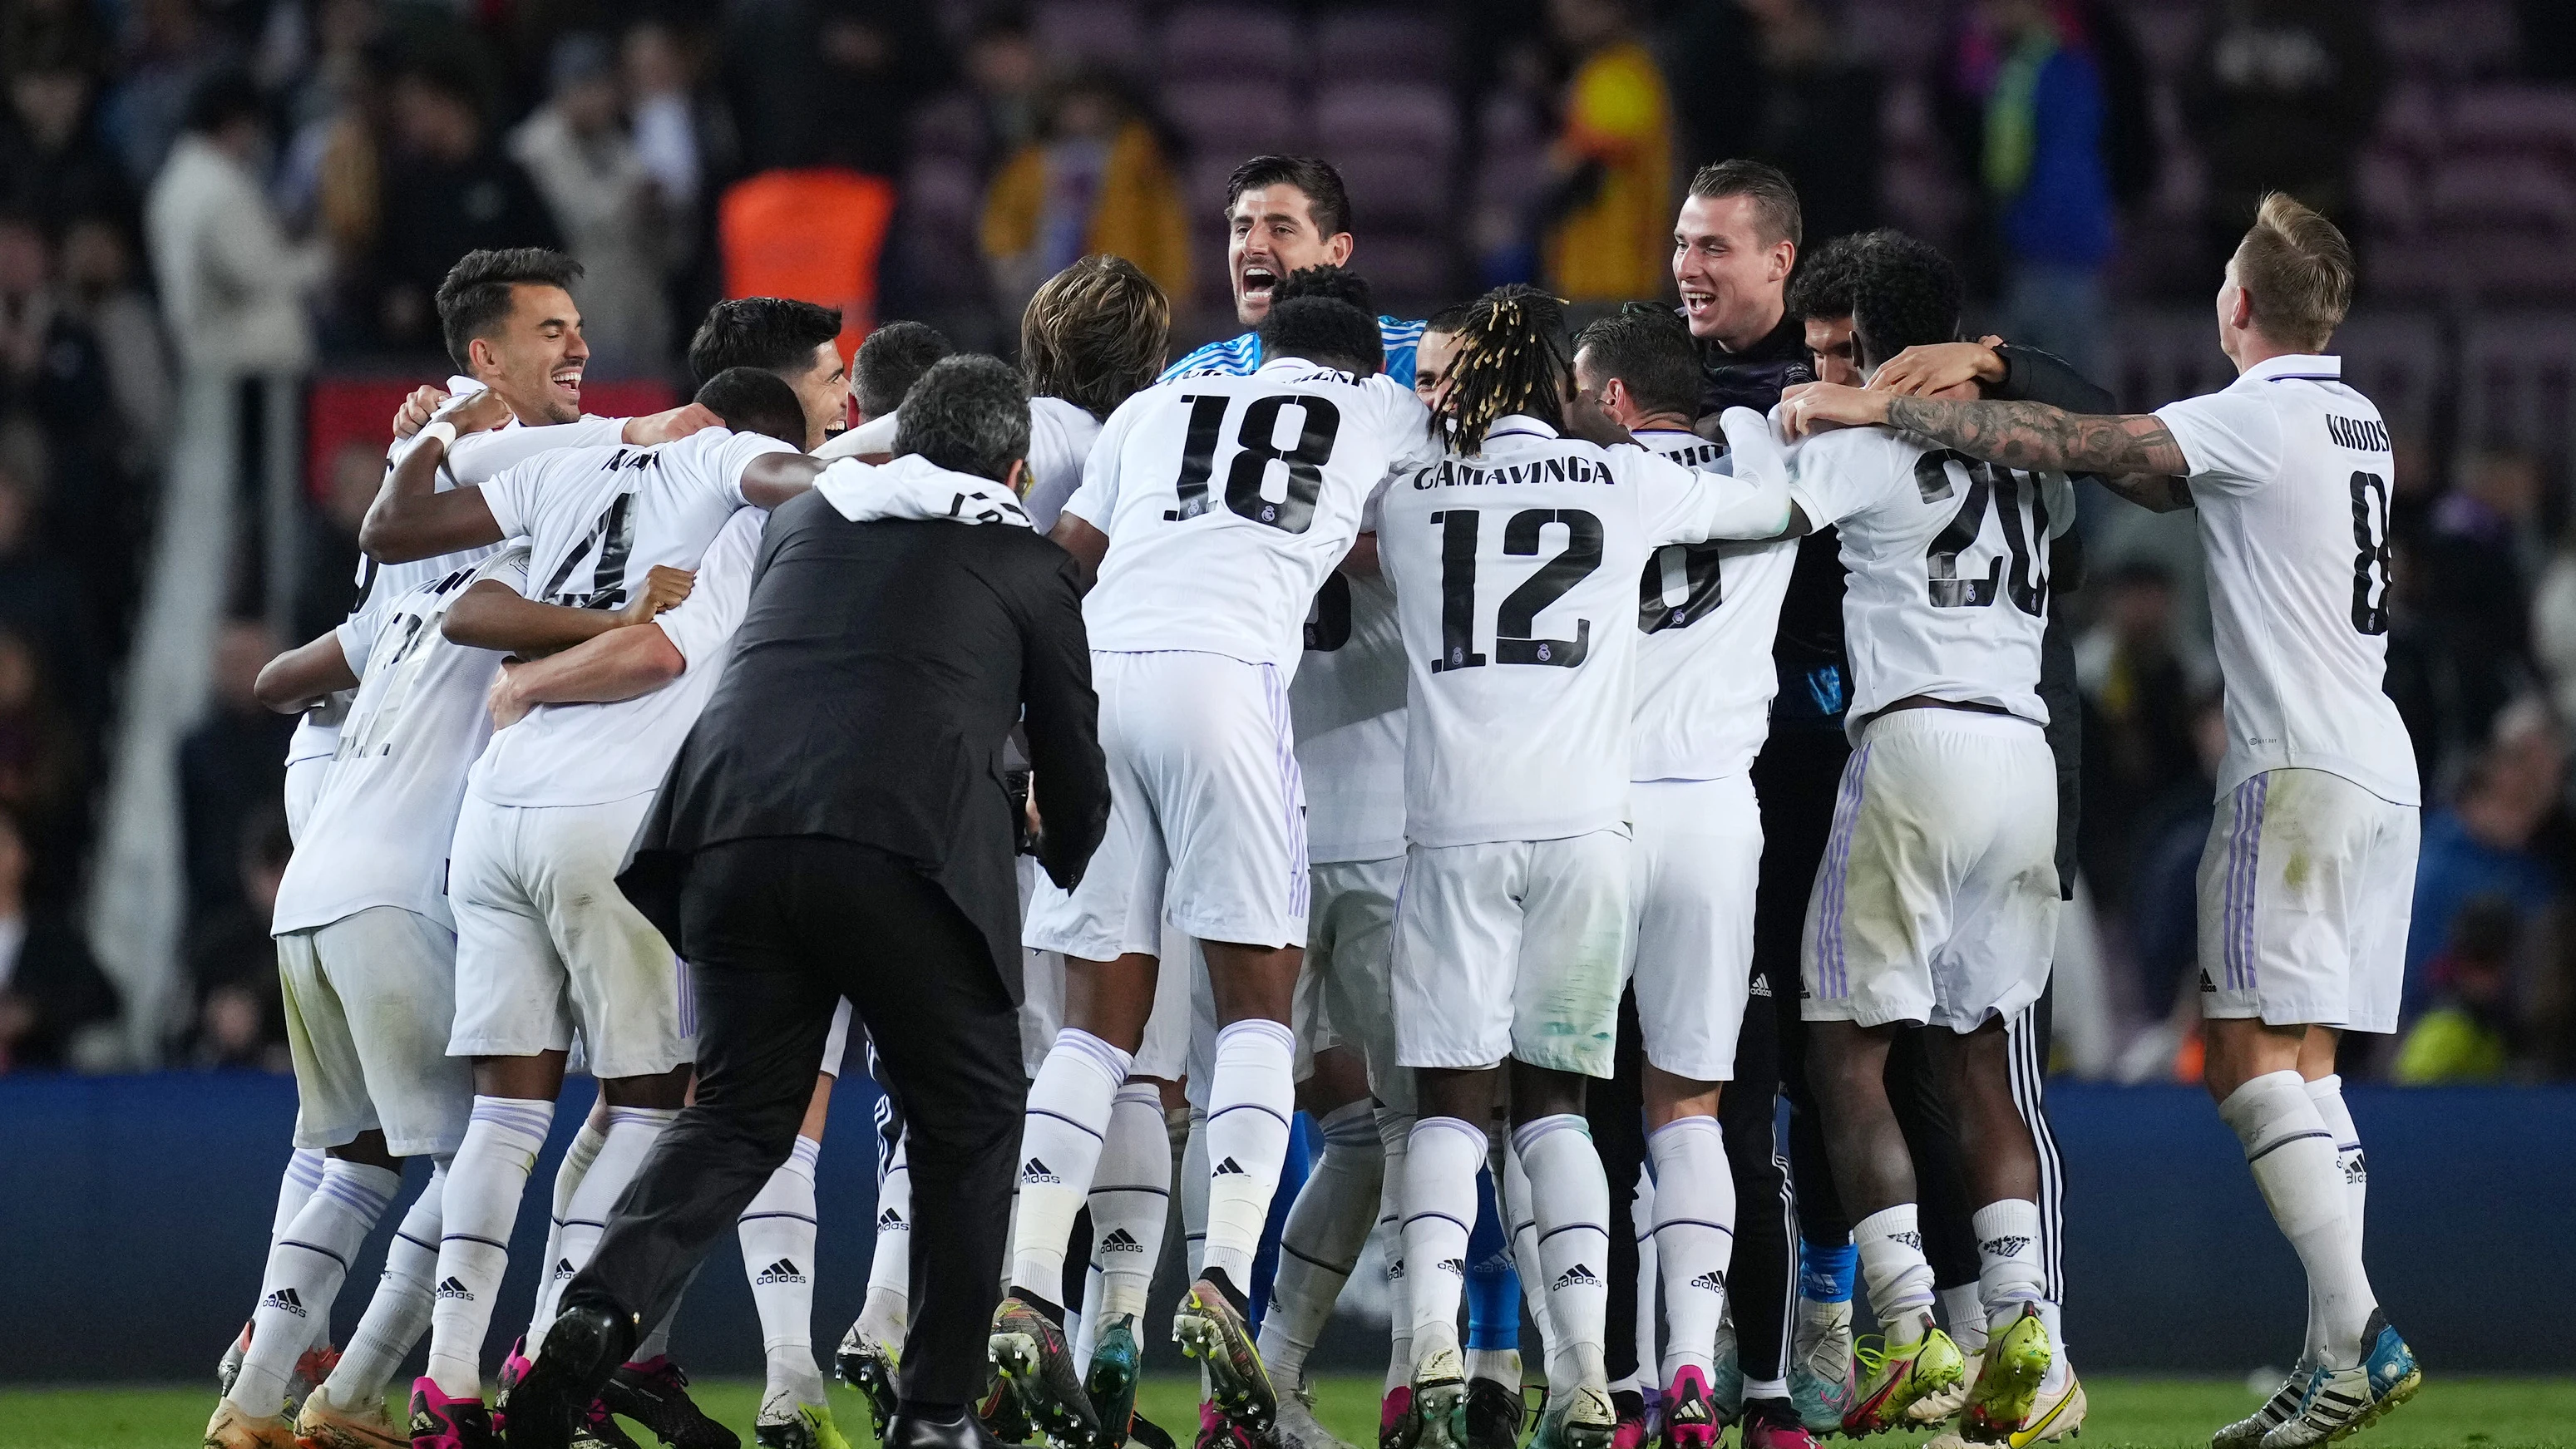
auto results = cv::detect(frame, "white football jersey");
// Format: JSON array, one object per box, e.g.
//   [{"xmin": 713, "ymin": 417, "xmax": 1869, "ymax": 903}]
[
  {"xmin": 470, "ymin": 505, "xmax": 767, "ymax": 808},
  {"xmin": 1380, "ymin": 412, "xmax": 1794, "ymax": 848},
  {"xmin": 2154, "ymin": 353, "xmax": 2419, "ymax": 806},
  {"xmin": 1062, "ymin": 355, "xmax": 1439, "ymax": 670},
  {"xmin": 1023, "ymin": 395, "xmax": 1105, "ymax": 533},
  {"xmin": 1783, "ymin": 416, "xmax": 2074, "ymax": 732},
  {"xmin": 1629, "ymin": 427, "xmax": 1801, "ymax": 782},
  {"xmin": 1291, "ymin": 569, "xmax": 1406, "ymax": 864},
  {"xmin": 271, "ymin": 545, "xmax": 529, "ymax": 935}
]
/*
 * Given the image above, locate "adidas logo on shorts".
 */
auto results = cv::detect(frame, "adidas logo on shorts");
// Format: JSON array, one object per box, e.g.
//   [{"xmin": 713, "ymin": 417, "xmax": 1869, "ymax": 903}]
[
  {"xmin": 1101, "ymin": 1228, "xmax": 1145, "ymax": 1254},
  {"xmin": 261, "ymin": 1287, "xmax": 308, "ymax": 1318},
  {"xmin": 1021, "ymin": 1157, "xmax": 1060, "ymax": 1185},
  {"xmin": 1436, "ymin": 1257, "xmax": 1466, "ymax": 1277},
  {"xmin": 754, "ymin": 1258, "xmax": 807, "ymax": 1287},
  {"xmin": 1213, "ymin": 1157, "xmax": 1250, "ymax": 1176},
  {"xmin": 1552, "ymin": 1264, "xmax": 1601, "ymax": 1290},
  {"xmin": 551, "ymin": 1257, "xmax": 576, "ymax": 1282},
  {"xmin": 1688, "ymin": 1271, "xmax": 1725, "ymax": 1292},
  {"xmin": 1981, "ymin": 1236, "xmax": 2032, "ymax": 1259},
  {"xmin": 877, "ymin": 1207, "xmax": 906, "ymax": 1230},
  {"xmin": 434, "ymin": 1276, "xmax": 474, "ymax": 1302}
]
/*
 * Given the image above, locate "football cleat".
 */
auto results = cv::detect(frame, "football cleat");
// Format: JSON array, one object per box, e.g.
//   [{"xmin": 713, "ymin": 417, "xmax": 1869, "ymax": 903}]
[
  {"xmin": 1961, "ymin": 1308, "xmax": 2052, "ymax": 1444},
  {"xmin": 980, "ymin": 1366, "xmax": 1034, "ymax": 1444},
  {"xmin": 1407, "ymin": 1338, "xmax": 1468, "ymax": 1449},
  {"xmin": 753, "ymin": 1394, "xmax": 852, "ymax": 1449},
  {"xmin": 1172, "ymin": 1275, "xmax": 1279, "ymax": 1446},
  {"xmin": 1378, "ymin": 1386, "xmax": 1415, "ymax": 1449},
  {"xmin": 293, "ymin": 1344, "xmax": 346, "ymax": 1415},
  {"xmin": 409, "ymin": 1378, "xmax": 499, "ymax": 1449},
  {"xmin": 989, "ymin": 1292, "xmax": 1101, "ymax": 1449},
  {"xmin": 1736, "ymin": 1398, "xmax": 1817, "ymax": 1449},
  {"xmin": 1843, "ymin": 1328, "xmax": 1966, "ymax": 1437},
  {"xmin": 834, "ymin": 1323, "xmax": 900, "ymax": 1444},
  {"xmin": 220, "ymin": 1323, "xmax": 253, "ymax": 1397},
  {"xmin": 1086, "ymin": 1314, "xmax": 1146, "ymax": 1449},
  {"xmin": 2258, "ymin": 1312, "xmax": 2420, "ymax": 1449},
  {"xmin": 1658, "ymin": 1367, "xmax": 1717, "ymax": 1449},
  {"xmin": 2213, "ymin": 1368, "xmax": 2310, "ymax": 1449},
  {"xmin": 1706, "ymin": 1318, "xmax": 1744, "ymax": 1426},
  {"xmin": 1788, "ymin": 1299, "xmax": 1854, "ymax": 1435},
  {"xmin": 1907, "ymin": 1348, "xmax": 1974, "ymax": 1428},
  {"xmin": 1197, "ymin": 1400, "xmax": 1256, "ymax": 1449},
  {"xmin": 299, "ymin": 1382, "xmax": 412, "ymax": 1449},
  {"xmin": 605, "ymin": 1358, "xmax": 739, "ymax": 1449},
  {"xmin": 1463, "ymin": 1377, "xmax": 1526, "ymax": 1449},
  {"xmin": 1546, "ymin": 1384, "xmax": 1617, "ymax": 1449},
  {"xmin": 205, "ymin": 1399, "xmax": 302, "ymax": 1449},
  {"xmin": 1274, "ymin": 1383, "xmax": 1353, "ymax": 1449},
  {"xmin": 2010, "ymin": 1372, "xmax": 2087, "ymax": 1447}
]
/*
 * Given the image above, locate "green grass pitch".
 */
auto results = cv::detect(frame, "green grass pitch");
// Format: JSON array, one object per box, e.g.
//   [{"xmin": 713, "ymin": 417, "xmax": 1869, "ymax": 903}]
[{"xmin": 5, "ymin": 1374, "xmax": 2572, "ymax": 1449}]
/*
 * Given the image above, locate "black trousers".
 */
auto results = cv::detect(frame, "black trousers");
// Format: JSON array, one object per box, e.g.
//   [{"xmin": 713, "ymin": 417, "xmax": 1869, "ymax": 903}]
[{"xmin": 562, "ymin": 837, "xmax": 1025, "ymax": 1406}]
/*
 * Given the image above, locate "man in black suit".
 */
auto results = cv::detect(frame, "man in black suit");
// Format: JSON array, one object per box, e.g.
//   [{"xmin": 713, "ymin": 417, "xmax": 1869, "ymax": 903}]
[{"xmin": 507, "ymin": 356, "xmax": 1109, "ymax": 1449}]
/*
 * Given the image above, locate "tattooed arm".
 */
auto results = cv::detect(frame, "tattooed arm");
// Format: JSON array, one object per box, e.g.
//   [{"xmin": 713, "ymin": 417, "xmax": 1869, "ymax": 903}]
[{"xmin": 1778, "ymin": 382, "xmax": 2196, "ymax": 511}]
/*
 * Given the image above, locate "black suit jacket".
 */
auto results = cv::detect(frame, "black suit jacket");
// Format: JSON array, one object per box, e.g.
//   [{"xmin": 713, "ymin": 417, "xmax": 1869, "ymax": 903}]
[{"xmin": 621, "ymin": 490, "xmax": 1108, "ymax": 998}]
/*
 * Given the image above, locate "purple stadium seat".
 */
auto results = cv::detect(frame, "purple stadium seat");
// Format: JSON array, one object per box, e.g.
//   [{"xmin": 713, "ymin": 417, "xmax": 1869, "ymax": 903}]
[
  {"xmin": 1334, "ymin": 149, "xmax": 1453, "ymax": 232},
  {"xmin": 2376, "ymin": 83, "xmax": 2445, "ymax": 161},
  {"xmin": 907, "ymin": 93, "xmax": 986, "ymax": 166},
  {"xmin": 1314, "ymin": 11, "xmax": 1453, "ymax": 86},
  {"xmin": 1163, "ymin": 7, "xmax": 1302, "ymax": 86},
  {"xmin": 2447, "ymin": 86, "xmax": 2576, "ymax": 164},
  {"xmin": 2376, "ymin": 0, "xmax": 2519, "ymax": 81},
  {"xmin": 2358, "ymin": 147, "xmax": 2422, "ymax": 237},
  {"xmin": 1352, "ymin": 234, "xmax": 1453, "ymax": 311},
  {"xmin": 2123, "ymin": 1, "xmax": 2204, "ymax": 78},
  {"xmin": 1163, "ymin": 81, "xmax": 1307, "ymax": 159},
  {"xmin": 1315, "ymin": 84, "xmax": 1458, "ymax": 160},
  {"xmin": 1843, "ymin": 0, "xmax": 1944, "ymax": 76},
  {"xmin": 2425, "ymin": 155, "xmax": 2576, "ymax": 234},
  {"xmin": 1032, "ymin": 2, "xmax": 1149, "ymax": 72}
]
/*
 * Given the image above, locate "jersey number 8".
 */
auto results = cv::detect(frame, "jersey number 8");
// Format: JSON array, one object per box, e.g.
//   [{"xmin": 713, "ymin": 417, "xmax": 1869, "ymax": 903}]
[{"xmin": 1170, "ymin": 392, "xmax": 1343, "ymax": 535}]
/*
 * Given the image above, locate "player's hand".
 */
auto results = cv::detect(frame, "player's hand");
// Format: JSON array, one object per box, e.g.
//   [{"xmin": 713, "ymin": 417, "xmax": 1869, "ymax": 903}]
[
  {"xmin": 624, "ymin": 402, "xmax": 722, "ymax": 445},
  {"xmin": 488, "ymin": 660, "xmax": 530, "ymax": 730},
  {"xmin": 392, "ymin": 386, "xmax": 451, "ymax": 439},
  {"xmin": 614, "ymin": 565, "xmax": 695, "ymax": 626},
  {"xmin": 1868, "ymin": 339, "xmax": 2007, "ymax": 397},
  {"xmin": 452, "ymin": 387, "xmax": 515, "ymax": 436},
  {"xmin": 1779, "ymin": 382, "xmax": 1892, "ymax": 439}
]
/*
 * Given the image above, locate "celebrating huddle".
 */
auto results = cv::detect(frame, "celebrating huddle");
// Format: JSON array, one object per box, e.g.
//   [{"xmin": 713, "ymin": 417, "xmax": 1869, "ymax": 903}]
[{"xmin": 203, "ymin": 150, "xmax": 2420, "ymax": 1449}]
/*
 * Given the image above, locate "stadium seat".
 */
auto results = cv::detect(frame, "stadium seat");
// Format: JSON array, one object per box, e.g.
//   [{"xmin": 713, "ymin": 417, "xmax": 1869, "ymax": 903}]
[
  {"xmin": 2447, "ymin": 85, "xmax": 2576, "ymax": 165},
  {"xmin": 2376, "ymin": 0, "xmax": 2519, "ymax": 81},
  {"xmin": 1162, "ymin": 81, "xmax": 1307, "ymax": 158},
  {"xmin": 1162, "ymin": 6, "xmax": 1303, "ymax": 85},
  {"xmin": 1313, "ymin": 11, "xmax": 1453, "ymax": 85},
  {"xmin": 1315, "ymin": 85, "xmax": 1458, "ymax": 161},
  {"xmin": 1034, "ymin": 1, "xmax": 1151, "ymax": 75},
  {"xmin": 1335, "ymin": 149, "xmax": 1453, "ymax": 233}
]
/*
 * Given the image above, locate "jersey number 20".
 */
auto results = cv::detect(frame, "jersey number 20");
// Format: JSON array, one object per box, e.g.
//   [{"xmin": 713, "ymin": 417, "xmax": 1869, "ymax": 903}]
[
  {"xmin": 1170, "ymin": 392, "xmax": 1342, "ymax": 535},
  {"xmin": 1429, "ymin": 507, "xmax": 1602, "ymax": 670},
  {"xmin": 1917, "ymin": 450, "xmax": 2051, "ymax": 616}
]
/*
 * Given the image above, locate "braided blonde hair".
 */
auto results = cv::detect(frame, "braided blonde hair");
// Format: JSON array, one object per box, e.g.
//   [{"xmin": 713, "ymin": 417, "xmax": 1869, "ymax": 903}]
[{"xmin": 1439, "ymin": 285, "xmax": 1572, "ymax": 455}]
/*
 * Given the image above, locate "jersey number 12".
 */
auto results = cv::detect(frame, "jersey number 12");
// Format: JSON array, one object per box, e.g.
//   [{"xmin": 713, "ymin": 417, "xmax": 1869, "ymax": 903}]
[{"xmin": 1429, "ymin": 507, "xmax": 1602, "ymax": 670}]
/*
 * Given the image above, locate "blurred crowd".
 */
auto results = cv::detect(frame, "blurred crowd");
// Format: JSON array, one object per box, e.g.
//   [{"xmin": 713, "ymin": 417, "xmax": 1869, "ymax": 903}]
[{"xmin": 0, "ymin": 0, "xmax": 2573, "ymax": 1080}]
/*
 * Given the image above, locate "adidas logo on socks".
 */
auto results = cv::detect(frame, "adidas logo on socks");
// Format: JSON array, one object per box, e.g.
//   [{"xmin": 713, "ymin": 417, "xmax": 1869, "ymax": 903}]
[
  {"xmin": 754, "ymin": 1258, "xmax": 807, "ymax": 1286},
  {"xmin": 1101, "ymin": 1228, "xmax": 1144, "ymax": 1254},
  {"xmin": 1552, "ymin": 1264, "xmax": 1601, "ymax": 1289},
  {"xmin": 1021, "ymin": 1157, "xmax": 1060, "ymax": 1185},
  {"xmin": 434, "ymin": 1276, "xmax": 474, "ymax": 1302},
  {"xmin": 261, "ymin": 1287, "xmax": 308, "ymax": 1318}
]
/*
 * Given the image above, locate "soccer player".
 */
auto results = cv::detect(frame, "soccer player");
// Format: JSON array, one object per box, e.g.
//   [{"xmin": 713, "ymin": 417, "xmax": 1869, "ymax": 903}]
[
  {"xmin": 994, "ymin": 287, "xmax": 1435, "ymax": 1449},
  {"xmin": 360, "ymin": 367, "xmax": 823, "ymax": 1449},
  {"xmin": 1161, "ymin": 156, "xmax": 1425, "ymax": 388},
  {"xmin": 819, "ymin": 319, "xmax": 952, "ymax": 457},
  {"xmin": 1378, "ymin": 286, "xmax": 1795, "ymax": 1449},
  {"xmin": 1563, "ymin": 304, "xmax": 1807, "ymax": 1449},
  {"xmin": 1412, "ymin": 305, "xmax": 1469, "ymax": 411},
  {"xmin": 1781, "ymin": 194, "xmax": 2420, "ymax": 1449},
  {"xmin": 1763, "ymin": 236, "xmax": 2079, "ymax": 1440}
]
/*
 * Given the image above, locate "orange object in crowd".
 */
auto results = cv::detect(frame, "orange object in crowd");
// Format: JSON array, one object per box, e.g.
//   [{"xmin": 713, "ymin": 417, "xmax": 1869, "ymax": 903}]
[{"xmin": 718, "ymin": 167, "xmax": 899, "ymax": 367}]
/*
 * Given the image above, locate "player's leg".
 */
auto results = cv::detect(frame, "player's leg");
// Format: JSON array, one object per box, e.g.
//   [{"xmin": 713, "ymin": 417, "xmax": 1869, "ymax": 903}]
[
  {"xmin": 525, "ymin": 1095, "xmax": 609, "ymax": 1362},
  {"xmin": 1581, "ymin": 1003, "xmax": 1648, "ymax": 1441},
  {"xmin": 1263, "ymin": 1052, "xmax": 1382, "ymax": 1449},
  {"xmin": 1883, "ymin": 1028, "xmax": 1982, "ymax": 1434},
  {"xmin": 219, "ymin": 1148, "xmax": 326, "ymax": 1398},
  {"xmin": 303, "ymin": 1159, "xmax": 448, "ymax": 1449},
  {"xmin": 738, "ymin": 1070, "xmax": 839, "ymax": 1449},
  {"xmin": 1377, "ymin": 1101, "xmax": 1418, "ymax": 1447},
  {"xmin": 1083, "ymin": 1072, "xmax": 1177, "ymax": 1445},
  {"xmin": 1462, "ymin": 1155, "xmax": 1527, "ymax": 1449}
]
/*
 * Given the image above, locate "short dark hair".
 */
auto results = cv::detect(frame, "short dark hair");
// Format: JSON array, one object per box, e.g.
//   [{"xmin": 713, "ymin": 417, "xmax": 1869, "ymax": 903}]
[
  {"xmin": 894, "ymin": 355, "xmax": 1031, "ymax": 483},
  {"xmin": 435, "ymin": 249, "xmax": 584, "ymax": 372},
  {"xmin": 1687, "ymin": 158, "xmax": 1803, "ymax": 249},
  {"xmin": 694, "ymin": 367, "xmax": 810, "ymax": 448},
  {"xmin": 854, "ymin": 321, "xmax": 955, "ymax": 417},
  {"xmin": 1786, "ymin": 229, "xmax": 1884, "ymax": 322},
  {"xmin": 1275, "ymin": 264, "xmax": 1373, "ymax": 316},
  {"xmin": 1257, "ymin": 296, "xmax": 1384, "ymax": 377},
  {"xmin": 1851, "ymin": 232, "xmax": 1964, "ymax": 372},
  {"xmin": 184, "ymin": 69, "xmax": 265, "ymax": 136},
  {"xmin": 1422, "ymin": 302, "xmax": 1473, "ymax": 337},
  {"xmin": 687, "ymin": 298, "xmax": 843, "ymax": 386},
  {"xmin": 1572, "ymin": 303, "xmax": 1700, "ymax": 420},
  {"xmin": 1223, "ymin": 155, "xmax": 1353, "ymax": 239}
]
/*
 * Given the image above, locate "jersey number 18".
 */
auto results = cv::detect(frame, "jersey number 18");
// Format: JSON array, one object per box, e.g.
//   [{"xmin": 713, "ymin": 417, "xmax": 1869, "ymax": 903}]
[{"xmin": 1168, "ymin": 392, "xmax": 1343, "ymax": 535}]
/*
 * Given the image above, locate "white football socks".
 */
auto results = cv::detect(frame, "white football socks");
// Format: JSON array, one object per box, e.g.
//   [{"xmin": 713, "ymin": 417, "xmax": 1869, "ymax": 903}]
[
  {"xmin": 1972, "ymin": 1199, "xmax": 2046, "ymax": 1331},
  {"xmin": 1092, "ymin": 1082, "xmax": 1175, "ymax": 1326},
  {"xmin": 1853, "ymin": 1204, "xmax": 1937, "ymax": 1339},
  {"xmin": 323, "ymin": 1160, "xmax": 447, "ymax": 1413},
  {"xmin": 741, "ymin": 1135, "xmax": 827, "ymax": 1406},
  {"xmin": 2302, "ymin": 1073, "xmax": 2366, "ymax": 1364},
  {"xmin": 1938, "ymin": 1284, "xmax": 1988, "ymax": 1353},
  {"xmin": 856, "ymin": 1135, "xmax": 910, "ymax": 1348},
  {"xmin": 273, "ymin": 1148, "xmax": 328, "ymax": 1242},
  {"xmin": 1012, "ymin": 1028, "xmax": 1132, "ymax": 1299},
  {"xmin": 1202, "ymin": 1019, "xmax": 1297, "ymax": 1287},
  {"xmin": 1627, "ymin": 1164, "xmax": 1657, "ymax": 1395},
  {"xmin": 533, "ymin": 1106, "xmax": 678, "ymax": 1358},
  {"xmin": 1403, "ymin": 1116, "xmax": 1484, "ymax": 1364},
  {"xmin": 1179, "ymin": 1105, "xmax": 1209, "ymax": 1279},
  {"xmin": 428, "ymin": 1097, "xmax": 555, "ymax": 1398},
  {"xmin": 1259, "ymin": 1099, "xmax": 1384, "ymax": 1388},
  {"xmin": 1503, "ymin": 1136, "xmax": 1562, "ymax": 1387},
  {"xmin": 2222, "ymin": 1070, "xmax": 2375, "ymax": 1369},
  {"xmin": 1376, "ymin": 1106, "xmax": 1414, "ymax": 1394},
  {"xmin": 1514, "ymin": 1114, "xmax": 1611, "ymax": 1389},
  {"xmin": 1648, "ymin": 1116, "xmax": 1735, "ymax": 1385},
  {"xmin": 232, "ymin": 1158, "xmax": 402, "ymax": 1417},
  {"xmin": 527, "ymin": 1107, "xmax": 609, "ymax": 1345}
]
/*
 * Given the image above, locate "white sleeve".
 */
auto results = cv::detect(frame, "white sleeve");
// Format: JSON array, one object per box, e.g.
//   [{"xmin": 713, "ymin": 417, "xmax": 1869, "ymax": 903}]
[
  {"xmin": 716, "ymin": 430, "xmax": 801, "ymax": 506},
  {"xmin": 653, "ymin": 509, "xmax": 764, "ymax": 668},
  {"xmin": 814, "ymin": 410, "xmax": 903, "ymax": 461},
  {"xmin": 1636, "ymin": 409, "xmax": 1796, "ymax": 544},
  {"xmin": 333, "ymin": 614, "xmax": 378, "ymax": 680},
  {"xmin": 2042, "ymin": 473, "xmax": 2078, "ymax": 538},
  {"xmin": 477, "ymin": 459, "xmax": 546, "ymax": 540},
  {"xmin": 1781, "ymin": 428, "xmax": 1893, "ymax": 532},
  {"xmin": 1058, "ymin": 397, "xmax": 1136, "ymax": 530},
  {"xmin": 445, "ymin": 415, "xmax": 624, "ymax": 484},
  {"xmin": 2152, "ymin": 389, "xmax": 2282, "ymax": 494}
]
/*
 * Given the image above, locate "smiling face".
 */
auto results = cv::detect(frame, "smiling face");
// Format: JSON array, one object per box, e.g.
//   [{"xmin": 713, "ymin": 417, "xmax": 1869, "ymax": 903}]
[
  {"xmin": 1227, "ymin": 182, "xmax": 1354, "ymax": 328},
  {"xmin": 1673, "ymin": 192, "xmax": 1795, "ymax": 351},
  {"xmin": 787, "ymin": 338, "xmax": 851, "ymax": 450},
  {"xmin": 472, "ymin": 283, "xmax": 589, "ymax": 424},
  {"xmin": 1414, "ymin": 328, "xmax": 1462, "ymax": 410}
]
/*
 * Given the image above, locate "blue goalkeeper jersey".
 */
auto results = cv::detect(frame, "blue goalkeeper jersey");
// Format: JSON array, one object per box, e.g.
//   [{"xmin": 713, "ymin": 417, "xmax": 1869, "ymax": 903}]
[{"xmin": 1160, "ymin": 314, "xmax": 1424, "ymax": 387}]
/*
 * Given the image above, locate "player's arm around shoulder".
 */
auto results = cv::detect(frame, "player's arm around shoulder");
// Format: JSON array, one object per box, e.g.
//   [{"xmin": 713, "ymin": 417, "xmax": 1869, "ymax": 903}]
[
  {"xmin": 1636, "ymin": 407, "xmax": 1807, "ymax": 545},
  {"xmin": 254, "ymin": 629, "xmax": 360, "ymax": 713},
  {"xmin": 360, "ymin": 388, "xmax": 512, "ymax": 563}
]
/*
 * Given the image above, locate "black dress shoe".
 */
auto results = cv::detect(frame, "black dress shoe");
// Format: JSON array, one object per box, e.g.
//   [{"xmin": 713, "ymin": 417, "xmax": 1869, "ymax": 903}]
[
  {"xmin": 886, "ymin": 1407, "xmax": 1012, "ymax": 1449},
  {"xmin": 503, "ymin": 1304, "xmax": 636, "ymax": 1449}
]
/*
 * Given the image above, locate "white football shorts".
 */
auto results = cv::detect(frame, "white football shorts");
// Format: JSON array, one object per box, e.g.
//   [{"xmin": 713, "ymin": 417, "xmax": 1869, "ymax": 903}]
[
  {"xmin": 2198, "ymin": 767, "xmax": 2419, "ymax": 1034},
  {"xmin": 279, "ymin": 906, "xmax": 474, "ymax": 1157},
  {"xmin": 1300, "ymin": 855, "xmax": 1409, "ymax": 1111},
  {"xmin": 1016, "ymin": 856, "xmax": 1192, "ymax": 1080},
  {"xmin": 1391, "ymin": 830, "xmax": 1632, "ymax": 1078},
  {"xmin": 1624, "ymin": 775, "xmax": 1762, "ymax": 1082},
  {"xmin": 447, "ymin": 791, "xmax": 697, "ymax": 1079},
  {"xmin": 1024, "ymin": 650, "xmax": 1307, "ymax": 960},
  {"xmin": 284, "ymin": 753, "xmax": 329, "ymax": 845},
  {"xmin": 1803, "ymin": 708, "xmax": 2059, "ymax": 1033}
]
